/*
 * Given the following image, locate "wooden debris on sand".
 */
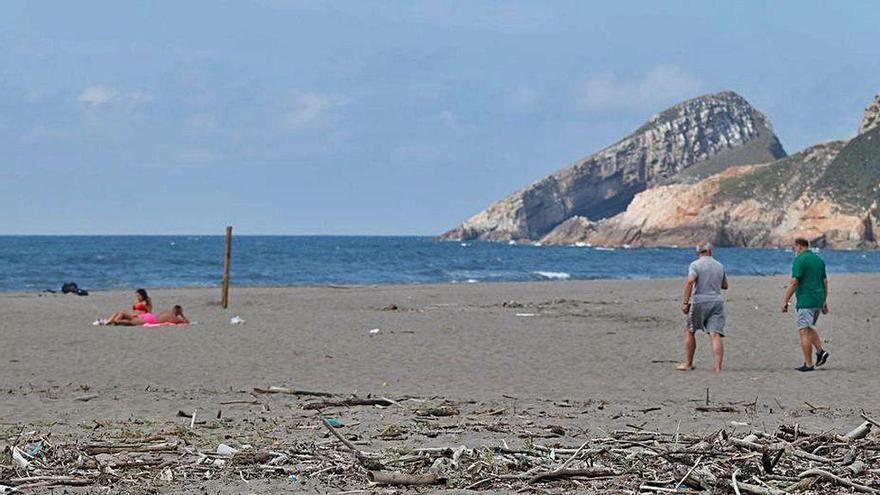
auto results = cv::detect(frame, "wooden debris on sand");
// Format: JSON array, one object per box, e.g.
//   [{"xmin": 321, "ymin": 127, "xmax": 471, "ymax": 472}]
[{"xmin": 2, "ymin": 403, "xmax": 878, "ymax": 493}]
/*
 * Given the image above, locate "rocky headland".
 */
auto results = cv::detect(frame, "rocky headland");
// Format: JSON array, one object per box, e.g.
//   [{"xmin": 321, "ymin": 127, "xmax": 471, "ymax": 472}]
[{"xmin": 442, "ymin": 91, "xmax": 880, "ymax": 248}]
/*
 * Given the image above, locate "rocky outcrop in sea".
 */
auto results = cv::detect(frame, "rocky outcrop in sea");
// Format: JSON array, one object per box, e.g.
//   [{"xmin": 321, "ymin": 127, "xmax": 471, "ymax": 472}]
[
  {"xmin": 440, "ymin": 91, "xmax": 786, "ymax": 241},
  {"xmin": 442, "ymin": 91, "xmax": 880, "ymax": 249}
]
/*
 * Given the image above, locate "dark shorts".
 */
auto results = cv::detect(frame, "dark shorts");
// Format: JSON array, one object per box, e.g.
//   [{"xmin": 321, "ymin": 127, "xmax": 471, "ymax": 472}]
[
  {"xmin": 687, "ymin": 300, "xmax": 725, "ymax": 336},
  {"xmin": 796, "ymin": 308, "xmax": 820, "ymax": 330}
]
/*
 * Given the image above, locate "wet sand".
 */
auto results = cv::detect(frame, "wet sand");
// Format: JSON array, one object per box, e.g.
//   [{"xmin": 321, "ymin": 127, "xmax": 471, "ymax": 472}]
[{"xmin": 1, "ymin": 274, "xmax": 878, "ymax": 492}]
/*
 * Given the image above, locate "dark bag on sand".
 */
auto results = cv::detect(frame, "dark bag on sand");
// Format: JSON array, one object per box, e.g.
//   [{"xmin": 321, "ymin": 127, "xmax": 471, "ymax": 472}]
[{"xmin": 61, "ymin": 282, "xmax": 89, "ymax": 296}]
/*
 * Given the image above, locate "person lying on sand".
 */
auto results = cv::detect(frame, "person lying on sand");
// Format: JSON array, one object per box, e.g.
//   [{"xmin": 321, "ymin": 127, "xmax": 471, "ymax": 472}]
[
  {"xmin": 677, "ymin": 242, "xmax": 728, "ymax": 373},
  {"xmin": 105, "ymin": 304, "xmax": 189, "ymax": 326},
  {"xmin": 105, "ymin": 288, "xmax": 156, "ymax": 325},
  {"xmin": 156, "ymin": 305, "xmax": 190, "ymax": 324}
]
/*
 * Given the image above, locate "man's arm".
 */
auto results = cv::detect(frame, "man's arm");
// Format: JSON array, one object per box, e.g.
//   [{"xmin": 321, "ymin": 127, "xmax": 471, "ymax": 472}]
[
  {"xmin": 782, "ymin": 278, "xmax": 798, "ymax": 312},
  {"xmin": 822, "ymin": 277, "xmax": 829, "ymax": 313},
  {"xmin": 721, "ymin": 274, "xmax": 729, "ymax": 290},
  {"xmin": 682, "ymin": 276, "xmax": 695, "ymax": 314}
]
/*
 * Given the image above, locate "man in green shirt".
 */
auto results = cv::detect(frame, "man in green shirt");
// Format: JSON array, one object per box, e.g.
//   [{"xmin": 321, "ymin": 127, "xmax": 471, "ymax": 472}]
[{"xmin": 781, "ymin": 238, "xmax": 829, "ymax": 372}]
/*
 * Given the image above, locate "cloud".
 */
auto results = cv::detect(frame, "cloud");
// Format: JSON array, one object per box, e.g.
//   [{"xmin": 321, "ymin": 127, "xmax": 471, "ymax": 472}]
[
  {"xmin": 183, "ymin": 113, "xmax": 219, "ymax": 135},
  {"xmin": 577, "ymin": 65, "xmax": 703, "ymax": 111},
  {"xmin": 124, "ymin": 90, "xmax": 154, "ymax": 108},
  {"xmin": 507, "ymin": 84, "xmax": 540, "ymax": 110},
  {"xmin": 77, "ymin": 85, "xmax": 153, "ymax": 111},
  {"xmin": 20, "ymin": 123, "xmax": 50, "ymax": 144},
  {"xmin": 280, "ymin": 90, "xmax": 349, "ymax": 131},
  {"xmin": 439, "ymin": 110, "xmax": 457, "ymax": 127},
  {"xmin": 177, "ymin": 149, "xmax": 220, "ymax": 165},
  {"xmin": 77, "ymin": 85, "xmax": 118, "ymax": 106},
  {"xmin": 391, "ymin": 143, "xmax": 440, "ymax": 166}
]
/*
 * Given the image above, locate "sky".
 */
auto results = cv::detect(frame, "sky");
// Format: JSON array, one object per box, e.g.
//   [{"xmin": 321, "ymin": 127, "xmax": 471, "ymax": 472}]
[{"xmin": 1, "ymin": 0, "xmax": 878, "ymax": 235}]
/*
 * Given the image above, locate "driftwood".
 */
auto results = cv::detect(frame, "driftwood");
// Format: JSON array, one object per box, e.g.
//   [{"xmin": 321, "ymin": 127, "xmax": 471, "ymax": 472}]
[
  {"xmin": 695, "ymin": 405, "xmax": 739, "ymax": 413},
  {"xmin": 736, "ymin": 481, "xmax": 789, "ymax": 495},
  {"xmin": 799, "ymin": 468, "xmax": 880, "ymax": 494},
  {"xmin": 846, "ymin": 420, "xmax": 873, "ymax": 440},
  {"xmin": 367, "ymin": 471, "xmax": 444, "ymax": 485},
  {"xmin": 253, "ymin": 386, "xmax": 334, "ymax": 397},
  {"xmin": 84, "ymin": 441, "xmax": 178, "ymax": 455},
  {"xmin": 529, "ymin": 467, "xmax": 614, "ymax": 483},
  {"xmin": 303, "ymin": 397, "xmax": 394, "ymax": 410},
  {"xmin": 415, "ymin": 406, "xmax": 460, "ymax": 417},
  {"xmin": 4, "ymin": 475, "xmax": 92, "ymax": 486},
  {"xmin": 2, "ymin": 397, "xmax": 878, "ymax": 493}
]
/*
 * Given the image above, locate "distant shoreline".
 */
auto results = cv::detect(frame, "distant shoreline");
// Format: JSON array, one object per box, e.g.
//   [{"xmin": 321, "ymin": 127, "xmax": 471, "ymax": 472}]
[{"xmin": 4, "ymin": 271, "xmax": 877, "ymax": 296}]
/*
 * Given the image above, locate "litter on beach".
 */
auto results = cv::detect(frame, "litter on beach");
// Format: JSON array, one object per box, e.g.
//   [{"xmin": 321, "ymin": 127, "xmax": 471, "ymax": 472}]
[
  {"xmin": 216, "ymin": 443, "xmax": 238, "ymax": 457},
  {"xmin": 230, "ymin": 316, "xmax": 246, "ymax": 325}
]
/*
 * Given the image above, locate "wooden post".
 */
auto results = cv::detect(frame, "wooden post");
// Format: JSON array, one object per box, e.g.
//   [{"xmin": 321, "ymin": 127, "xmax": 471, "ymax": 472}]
[{"xmin": 221, "ymin": 226, "xmax": 232, "ymax": 308}]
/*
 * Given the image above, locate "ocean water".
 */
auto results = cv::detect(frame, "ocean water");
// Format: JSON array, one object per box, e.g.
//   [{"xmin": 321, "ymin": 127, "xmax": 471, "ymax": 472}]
[{"xmin": 0, "ymin": 236, "xmax": 878, "ymax": 292}]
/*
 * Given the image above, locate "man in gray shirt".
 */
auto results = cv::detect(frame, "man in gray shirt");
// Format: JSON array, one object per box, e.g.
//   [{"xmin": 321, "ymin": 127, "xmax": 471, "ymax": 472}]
[{"xmin": 677, "ymin": 242, "xmax": 728, "ymax": 372}]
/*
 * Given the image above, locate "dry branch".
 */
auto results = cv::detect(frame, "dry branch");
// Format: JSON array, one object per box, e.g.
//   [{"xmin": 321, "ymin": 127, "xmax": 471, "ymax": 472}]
[{"xmin": 367, "ymin": 471, "xmax": 443, "ymax": 485}]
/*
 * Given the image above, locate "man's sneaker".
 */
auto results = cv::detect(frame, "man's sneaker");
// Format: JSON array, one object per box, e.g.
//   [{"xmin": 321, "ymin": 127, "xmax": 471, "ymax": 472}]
[
  {"xmin": 816, "ymin": 350, "xmax": 830, "ymax": 367},
  {"xmin": 796, "ymin": 364, "xmax": 815, "ymax": 372}
]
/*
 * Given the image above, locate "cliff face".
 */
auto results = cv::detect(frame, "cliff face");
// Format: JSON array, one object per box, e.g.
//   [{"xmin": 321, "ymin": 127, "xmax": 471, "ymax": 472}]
[
  {"xmin": 441, "ymin": 91, "xmax": 786, "ymax": 241},
  {"xmin": 543, "ymin": 128, "xmax": 880, "ymax": 249}
]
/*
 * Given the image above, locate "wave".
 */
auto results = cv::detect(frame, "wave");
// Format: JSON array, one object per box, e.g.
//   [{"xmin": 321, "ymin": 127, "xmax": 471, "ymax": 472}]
[{"xmin": 533, "ymin": 271, "xmax": 571, "ymax": 280}]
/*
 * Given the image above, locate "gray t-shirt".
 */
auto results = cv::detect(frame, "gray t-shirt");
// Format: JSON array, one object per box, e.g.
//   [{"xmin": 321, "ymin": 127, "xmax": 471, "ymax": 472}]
[{"xmin": 688, "ymin": 256, "xmax": 726, "ymax": 303}]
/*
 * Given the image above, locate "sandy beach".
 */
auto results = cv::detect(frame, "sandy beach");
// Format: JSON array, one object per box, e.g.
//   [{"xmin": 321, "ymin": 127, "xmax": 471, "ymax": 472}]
[{"xmin": 2, "ymin": 274, "xmax": 879, "ymax": 493}]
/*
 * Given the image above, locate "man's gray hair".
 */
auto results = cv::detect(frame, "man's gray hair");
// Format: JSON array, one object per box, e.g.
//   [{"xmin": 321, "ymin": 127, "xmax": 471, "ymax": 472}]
[{"xmin": 696, "ymin": 241, "xmax": 713, "ymax": 254}]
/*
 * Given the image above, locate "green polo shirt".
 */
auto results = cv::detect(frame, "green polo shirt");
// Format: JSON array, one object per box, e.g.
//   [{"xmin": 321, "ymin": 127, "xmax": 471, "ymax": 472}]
[{"xmin": 791, "ymin": 250, "xmax": 827, "ymax": 309}]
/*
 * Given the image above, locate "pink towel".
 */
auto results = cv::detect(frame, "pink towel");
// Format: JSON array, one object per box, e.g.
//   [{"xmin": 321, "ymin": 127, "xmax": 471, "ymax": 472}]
[{"xmin": 143, "ymin": 322, "xmax": 188, "ymax": 328}]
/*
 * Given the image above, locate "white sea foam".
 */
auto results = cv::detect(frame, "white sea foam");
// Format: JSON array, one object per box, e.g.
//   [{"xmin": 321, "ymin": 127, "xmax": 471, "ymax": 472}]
[
  {"xmin": 466, "ymin": 279, "xmax": 479, "ymax": 283},
  {"xmin": 533, "ymin": 271, "xmax": 571, "ymax": 280},
  {"xmin": 594, "ymin": 246, "xmax": 615, "ymax": 251},
  {"xmin": 574, "ymin": 242, "xmax": 591, "ymax": 247}
]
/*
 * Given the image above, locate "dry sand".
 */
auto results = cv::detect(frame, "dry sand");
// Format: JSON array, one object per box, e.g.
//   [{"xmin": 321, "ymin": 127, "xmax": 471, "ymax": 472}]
[{"xmin": 1, "ymin": 274, "xmax": 879, "ymax": 493}]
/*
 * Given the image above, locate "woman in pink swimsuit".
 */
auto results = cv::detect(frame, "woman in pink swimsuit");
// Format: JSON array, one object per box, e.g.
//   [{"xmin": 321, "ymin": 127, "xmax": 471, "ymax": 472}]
[{"xmin": 106, "ymin": 289, "xmax": 158, "ymax": 325}]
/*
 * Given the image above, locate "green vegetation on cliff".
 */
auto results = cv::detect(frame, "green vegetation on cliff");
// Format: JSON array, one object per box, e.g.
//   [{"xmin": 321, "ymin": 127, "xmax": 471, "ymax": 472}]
[
  {"xmin": 817, "ymin": 127, "xmax": 880, "ymax": 210},
  {"xmin": 715, "ymin": 141, "xmax": 846, "ymax": 204}
]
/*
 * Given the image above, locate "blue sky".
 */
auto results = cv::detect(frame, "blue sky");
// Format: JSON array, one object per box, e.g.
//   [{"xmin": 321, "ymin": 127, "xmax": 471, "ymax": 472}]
[{"xmin": 1, "ymin": 0, "xmax": 878, "ymax": 234}]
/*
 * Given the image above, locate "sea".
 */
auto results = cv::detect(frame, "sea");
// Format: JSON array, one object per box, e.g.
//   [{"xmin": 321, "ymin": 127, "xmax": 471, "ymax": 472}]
[{"xmin": 0, "ymin": 236, "xmax": 878, "ymax": 293}]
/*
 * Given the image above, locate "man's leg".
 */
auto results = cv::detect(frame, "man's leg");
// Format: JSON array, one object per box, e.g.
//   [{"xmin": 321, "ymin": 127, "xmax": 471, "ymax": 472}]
[
  {"xmin": 806, "ymin": 318, "xmax": 829, "ymax": 367},
  {"xmin": 678, "ymin": 328, "xmax": 696, "ymax": 370},
  {"xmin": 807, "ymin": 327, "xmax": 823, "ymax": 352},
  {"xmin": 709, "ymin": 333, "xmax": 723, "ymax": 372},
  {"xmin": 799, "ymin": 328, "xmax": 814, "ymax": 366}
]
